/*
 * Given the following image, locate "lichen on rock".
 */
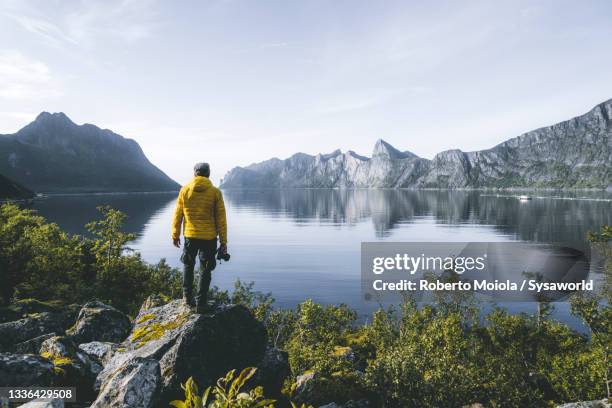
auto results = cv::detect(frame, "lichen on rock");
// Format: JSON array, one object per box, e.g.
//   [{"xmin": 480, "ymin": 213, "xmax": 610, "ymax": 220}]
[
  {"xmin": 95, "ymin": 297, "xmax": 267, "ymax": 403},
  {"xmin": 66, "ymin": 301, "xmax": 131, "ymax": 344}
]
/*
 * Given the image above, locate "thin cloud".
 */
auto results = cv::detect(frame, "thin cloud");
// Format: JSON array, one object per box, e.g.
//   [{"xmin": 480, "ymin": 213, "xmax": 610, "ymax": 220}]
[
  {"xmin": 2, "ymin": 0, "xmax": 159, "ymax": 48},
  {"xmin": 5, "ymin": 13, "xmax": 79, "ymax": 47},
  {"xmin": 64, "ymin": 0, "xmax": 160, "ymax": 46},
  {"xmin": 0, "ymin": 51, "xmax": 61, "ymax": 100}
]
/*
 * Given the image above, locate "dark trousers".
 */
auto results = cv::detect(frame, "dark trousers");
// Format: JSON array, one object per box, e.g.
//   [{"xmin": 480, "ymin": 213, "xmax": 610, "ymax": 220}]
[{"xmin": 181, "ymin": 238, "xmax": 217, "ymax": 307}]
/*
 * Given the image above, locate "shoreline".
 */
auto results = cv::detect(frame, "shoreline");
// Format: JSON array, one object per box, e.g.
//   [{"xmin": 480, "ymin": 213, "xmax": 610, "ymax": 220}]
[{"xmin": 219, "ymin": 186, "xmax": 611, "ymax": 192}]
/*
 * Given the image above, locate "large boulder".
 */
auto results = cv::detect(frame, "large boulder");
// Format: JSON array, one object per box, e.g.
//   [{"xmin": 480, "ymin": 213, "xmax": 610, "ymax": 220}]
[
  {"xmin": 66, "ymin": 301, "xmax": 131, "ymax": 344},
  {"xmin": 95, "ymin": 298, "xmax": 267, "ymax": 403},
  {"xmin": 0, "ymin": 308, "xmax": 79, "ymax": 352},
  {"xmin": 0, "ymin": 353, "xmax": 54, "ymax": 386},
  {"xmin": 91, "ymin": 357, "xmax": 161, "ymax": 408}
]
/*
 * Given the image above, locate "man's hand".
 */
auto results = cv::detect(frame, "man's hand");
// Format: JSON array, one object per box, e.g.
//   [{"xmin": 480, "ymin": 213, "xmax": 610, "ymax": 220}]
[
  {"xmin": 219, "ymin": 244, "xmax": 227, "ymax": 254},
  {"xmin": 173, "ymin": 238, "xmax": 181, "ymax": 248}
]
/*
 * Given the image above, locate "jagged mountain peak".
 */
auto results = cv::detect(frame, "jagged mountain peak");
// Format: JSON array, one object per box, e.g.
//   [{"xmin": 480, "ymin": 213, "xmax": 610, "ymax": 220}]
[
  {"xmin": 372, "ymin": 139, "xmax": 417, "ymax": 159},
  {"xmin": 318, "ymin": 149, "xmax": 342, "ymax": 160},
  {"xmin": 346, "ymin": 150, "xmax": 369, "ymax": 161},
  {"xmin": 34, "ymin": 111, "xmax": 74, "ymax": 125}
]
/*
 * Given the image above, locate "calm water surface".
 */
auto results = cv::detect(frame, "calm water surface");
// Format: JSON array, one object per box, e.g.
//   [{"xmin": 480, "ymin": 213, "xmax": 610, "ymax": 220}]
[{"xmin": 29, "ymin": 189, "xmax": 612, "ymax": 329}]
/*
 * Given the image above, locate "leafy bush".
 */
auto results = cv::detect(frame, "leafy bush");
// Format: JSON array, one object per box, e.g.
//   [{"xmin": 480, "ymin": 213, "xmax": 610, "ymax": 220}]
[
  {"xmin": 170, "ymin": 368, "xmax": 276, "ymax": 408},
  {"xmin": 0, "ymin": 203, "xmax": 181, "ymax": 314}
]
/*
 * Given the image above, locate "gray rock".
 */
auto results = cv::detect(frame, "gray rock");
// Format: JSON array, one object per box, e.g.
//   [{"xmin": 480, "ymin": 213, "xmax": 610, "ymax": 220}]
[
  {"xmin": 39, "ymin": 336, "xmax": 100, "ymax": 399},
  {"xmin": 0, "ymin": 309, "xmax": 78, "ymax": 352},
  {"xmin": 39, "ymin": 335, "xmax": 77, "ymax": 358},
  {"xmin": 95, "ymin": 298, "xmax": 267, "ymax": 403},
  {"xmin": 13, "ymin": 333, "xmax": 57, "ymax": 354},
  {"xmin": 17, "ymin": 399, "xmax": 64, "ymax": 407},
  {"xmin": 295, "ymin": 371, "xmax": 316, "ymax": 397},
  {"xmin": 78, "ymin": 341, "xmax": 118, "ymax": 366},
  {"xmin": 557, "ymin": 400, "xmax": 610, "ymax": 408},
  {"xmin": 251, "ymin": 347, "xmax": 290, "ymax": 397},
  {"xmin": 66, "ymin": 301, "xmax": 131, "ymax": 344},
  {"xmin": 0, "ymin": 353, "xmax": 54, "ymax": 386},
  {"xmin": 91, "ymin": 357, "xmax": 160, "ymax": 408},
  {"xmin": 221, "ymin": 99, "xmax": 612, "ymax": 189}
]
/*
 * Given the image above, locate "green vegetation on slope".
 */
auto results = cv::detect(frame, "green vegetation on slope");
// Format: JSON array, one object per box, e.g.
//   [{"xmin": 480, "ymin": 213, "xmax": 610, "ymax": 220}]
[{"xmin": 0, "ymin": 174, "xmax": 34, "ymax": 200}]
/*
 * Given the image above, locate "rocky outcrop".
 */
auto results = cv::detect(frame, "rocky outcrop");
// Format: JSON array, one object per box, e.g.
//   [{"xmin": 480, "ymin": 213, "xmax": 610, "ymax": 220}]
[
  {"xmin": 0, "ymin": 297, "xmax": 271, "ymax": 407},
  {"xmin": 221, "ymin": 98, "xmax": 612, "ymax": 189},
  {"xmin": 91, "ymin": 357, "xmax": 161, "ymax": 408},
  {"xmin": 95, "ymin": 297, "xmax": 267, "ymax": 402},
  {"xmin": 0, "ymin": 353, "xmax": 54, "ymax": 386},
  {"xmin": 67, "ymin": 301, "xmax": 131, "ymax": 344}
]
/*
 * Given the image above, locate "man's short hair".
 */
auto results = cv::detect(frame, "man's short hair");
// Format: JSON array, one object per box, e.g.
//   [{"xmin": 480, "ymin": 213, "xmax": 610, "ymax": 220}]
[{"xmin": 194, "ymin": 162, "xmax": 210, "ymax": 177}]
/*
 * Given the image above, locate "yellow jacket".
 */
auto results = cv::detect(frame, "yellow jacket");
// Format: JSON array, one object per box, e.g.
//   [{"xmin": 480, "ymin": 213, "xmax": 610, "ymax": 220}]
[{"xmin": 172, "ymin": 176, "xmax": 227, "ymax": 244}]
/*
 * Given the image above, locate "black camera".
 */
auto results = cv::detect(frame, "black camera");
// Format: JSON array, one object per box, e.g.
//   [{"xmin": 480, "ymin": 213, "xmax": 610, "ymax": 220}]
[{"xmin": 216, "ymin": 246, "xmax": 230, "ymax": 262}]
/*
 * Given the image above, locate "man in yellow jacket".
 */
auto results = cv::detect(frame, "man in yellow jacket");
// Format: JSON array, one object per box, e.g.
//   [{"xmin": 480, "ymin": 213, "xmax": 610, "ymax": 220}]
[{"xmin": 172, "ymin": 162, "xmax": 228, "ymax": 313}]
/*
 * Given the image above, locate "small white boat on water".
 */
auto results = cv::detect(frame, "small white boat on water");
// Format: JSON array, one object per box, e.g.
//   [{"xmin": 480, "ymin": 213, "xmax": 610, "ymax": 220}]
[{"xmin": 518, "ymin": 195, "xmax": 532, "ymax": 201}]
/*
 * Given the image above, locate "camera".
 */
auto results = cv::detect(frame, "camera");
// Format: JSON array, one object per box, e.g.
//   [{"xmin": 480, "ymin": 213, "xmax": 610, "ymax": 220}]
[{"xmin": 216, "ymin": 246, "xmax": 230, "ymax": 262}]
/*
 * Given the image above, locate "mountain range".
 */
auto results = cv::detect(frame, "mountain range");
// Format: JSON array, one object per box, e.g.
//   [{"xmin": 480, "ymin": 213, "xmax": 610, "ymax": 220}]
[
  {"xmin": 0, "ymin": 112, "xmax": 179, "ymax": 193},
  {"xmin": 221, "ymin": 99, "xmax": 612, "ymax": 189}
]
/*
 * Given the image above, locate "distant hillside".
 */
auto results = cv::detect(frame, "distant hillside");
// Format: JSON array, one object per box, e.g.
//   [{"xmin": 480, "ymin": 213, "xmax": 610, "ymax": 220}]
[
  {"xmin": 0, "ymin": 174, "xmax": 34, "ymax": 200},
  {"xmin": 0, "ymin": 112, "xmax": 180, "ymax": 193},
  {"xmin": 221, "ymin": 99, "xmax": 612, "ymax": 189}
]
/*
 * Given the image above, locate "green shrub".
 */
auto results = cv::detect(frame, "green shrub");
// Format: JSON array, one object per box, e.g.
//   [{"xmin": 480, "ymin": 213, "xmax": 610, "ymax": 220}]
[
  {"xmin": 0, "ymin": 203, "xmax": 181, "ymax": 314},
  {"xmin": 170, "ymin": 368, "xmax": 275, "ymax": 408}
]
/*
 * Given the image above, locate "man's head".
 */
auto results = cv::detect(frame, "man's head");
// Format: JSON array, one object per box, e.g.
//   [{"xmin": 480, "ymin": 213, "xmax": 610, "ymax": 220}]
[{"xmin": 194, "ymin": 162, "xmax": 210, "ymax": 178}]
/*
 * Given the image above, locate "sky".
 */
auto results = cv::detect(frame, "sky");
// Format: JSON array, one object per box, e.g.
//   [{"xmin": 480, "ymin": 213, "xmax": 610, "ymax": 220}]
[{"xmin": 1, "ymin": 0, "xmax": 612, "ymax": 185}]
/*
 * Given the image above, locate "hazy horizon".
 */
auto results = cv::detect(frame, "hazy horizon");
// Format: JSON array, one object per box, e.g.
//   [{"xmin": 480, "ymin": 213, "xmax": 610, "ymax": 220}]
[{"xmin": 2, "ymin": 0, "xmax": 612, "ymax": 184}]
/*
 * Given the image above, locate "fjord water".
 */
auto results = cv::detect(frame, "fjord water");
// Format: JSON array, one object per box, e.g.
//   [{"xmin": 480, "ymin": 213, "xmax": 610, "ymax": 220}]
[{"xmin": 30, "ymin": 189, "xmax": 611, "ymax": 328}]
